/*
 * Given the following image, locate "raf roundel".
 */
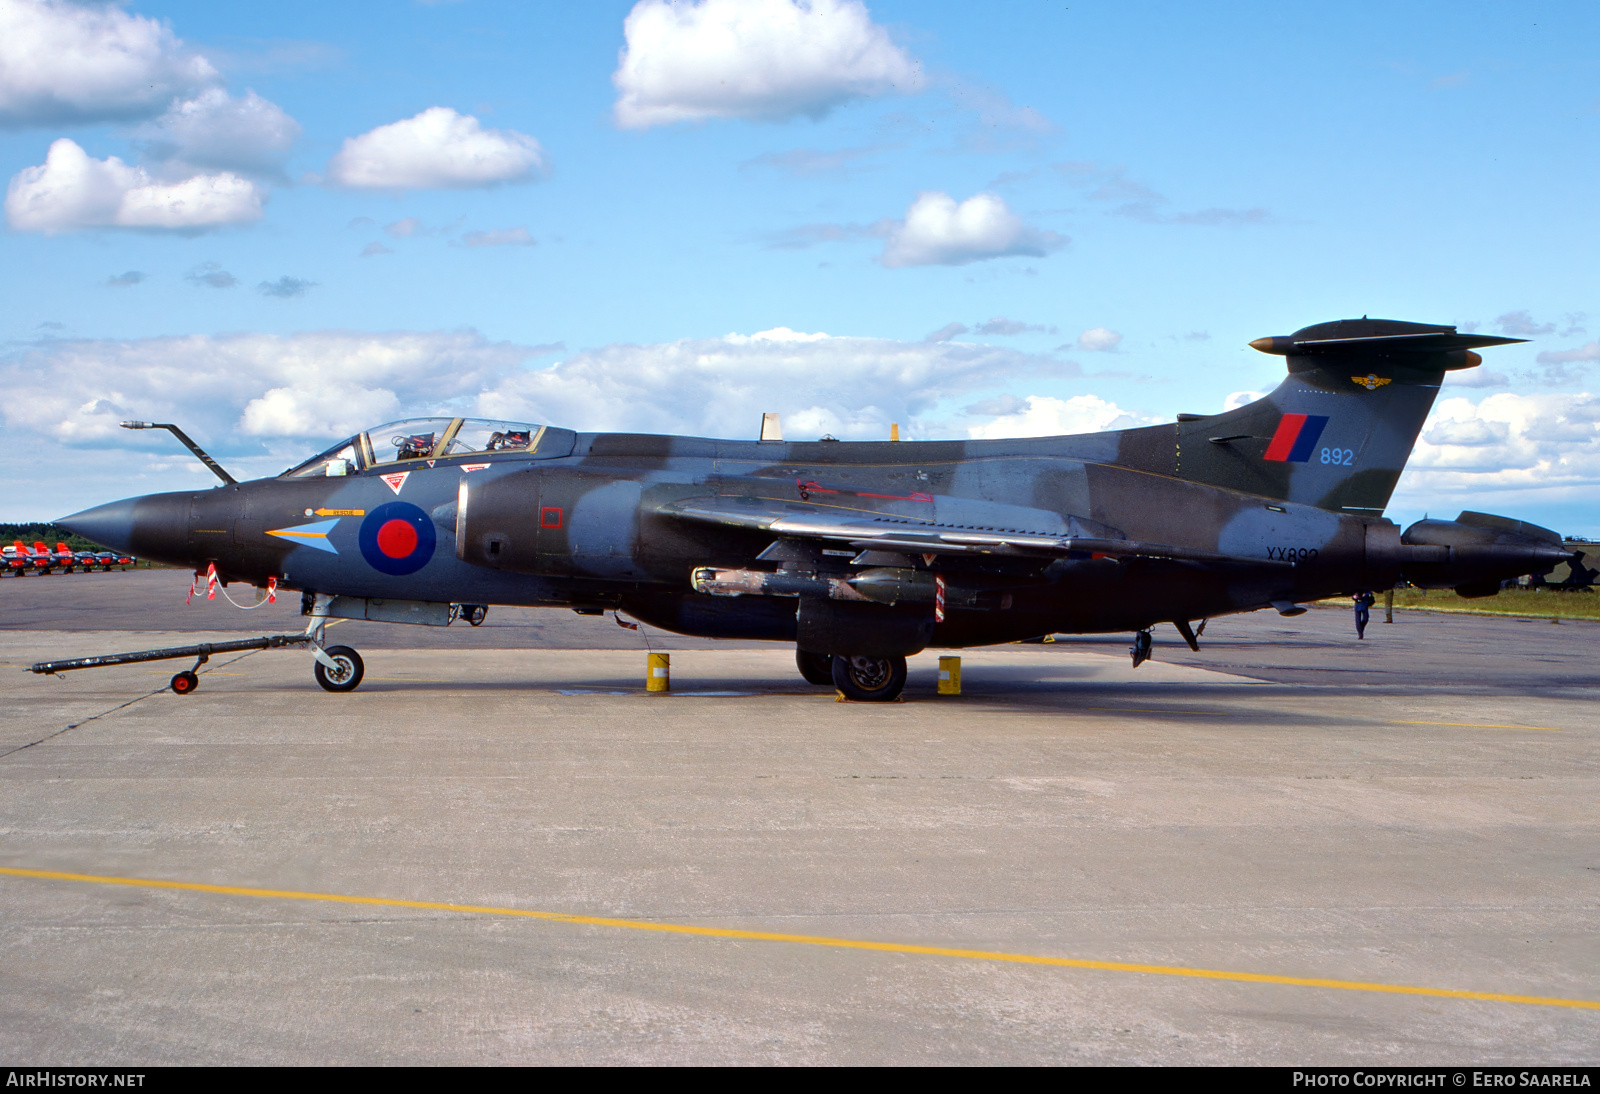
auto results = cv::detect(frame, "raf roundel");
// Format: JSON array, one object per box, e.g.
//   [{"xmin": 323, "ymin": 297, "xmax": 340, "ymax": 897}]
[{"xmin": 358, "ymin": 502, "xmax": 436, "ymax": 576}]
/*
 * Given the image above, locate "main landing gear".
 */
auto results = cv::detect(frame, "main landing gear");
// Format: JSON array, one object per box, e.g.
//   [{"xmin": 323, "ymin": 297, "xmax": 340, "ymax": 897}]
[
  {"xmin": 831, "ymin": 654, "xmax": 908, "ymax": 702},
  {"xmin": 796, "ymin": 648, "xmax": 908, "ymax": 700}
]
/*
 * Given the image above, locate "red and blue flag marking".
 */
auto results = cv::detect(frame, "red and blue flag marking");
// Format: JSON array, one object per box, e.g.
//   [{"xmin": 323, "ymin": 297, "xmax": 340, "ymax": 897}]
[{"xmin": 1263, "ymin": 414, "xmax": 1329, "ymax": 463}]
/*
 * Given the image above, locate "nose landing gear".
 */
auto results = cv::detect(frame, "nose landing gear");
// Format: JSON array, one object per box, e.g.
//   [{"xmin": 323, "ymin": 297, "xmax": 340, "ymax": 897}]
[
  {"xmin": 312, "ymin": 645, "xmax": 365, "ymax": 692},
  {"xmin": 1130, "ymin": 629, "xmax": 1153, "ymax": 668},
  {"xmin": 304, "ymin": 594, "xmax": 366, "ymax": 692}
]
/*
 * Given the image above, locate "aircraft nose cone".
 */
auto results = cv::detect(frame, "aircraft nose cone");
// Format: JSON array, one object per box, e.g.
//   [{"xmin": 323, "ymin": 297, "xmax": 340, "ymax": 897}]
[
  {"xmin": 59, "ymin": 491, "xmax": 195, "ymax": 566},
  {"xmin": 58, "ymin": 498, "xmax": 139, "ymax": 553}
]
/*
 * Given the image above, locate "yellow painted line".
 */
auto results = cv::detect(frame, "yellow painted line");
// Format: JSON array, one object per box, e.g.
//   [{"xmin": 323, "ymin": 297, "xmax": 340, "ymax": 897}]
[
  {"xmin": 2, "ymin": 866, "xmax": 1594, "ymax": 1012},
  {"xmin": 267, "ymin": 531, "xmax": 329, "ymax": 540},
  {"xmin": 1394, "ymin": 720, "xmax": 1562, "ymax": 732}
]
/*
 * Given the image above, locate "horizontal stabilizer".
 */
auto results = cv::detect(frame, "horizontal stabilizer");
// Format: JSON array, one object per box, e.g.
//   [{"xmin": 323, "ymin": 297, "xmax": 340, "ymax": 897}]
[
  {"xmin": 1251, "ymin": 331, "xmax": 1526, "ymax": 356},
  {"xmin": 1249, "ymin": 318, "xmax": 1525, "ymax": 361}
]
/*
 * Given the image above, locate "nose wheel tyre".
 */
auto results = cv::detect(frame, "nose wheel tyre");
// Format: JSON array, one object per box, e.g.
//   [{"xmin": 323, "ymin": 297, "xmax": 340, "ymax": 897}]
[
  {"xmin": 169, "ymin": 670, "xmax": 199, "ymax": 695},
  {"xmin": 313, "ymin": 645, "xmax": 365, "ymax": 693},
  {"xmin": 831, "ymin": 654, "xmax": 908, "ymax": 702},
  {"xmin": 796, "ymin": 648, "xmax": 835, "ymax": 686}
]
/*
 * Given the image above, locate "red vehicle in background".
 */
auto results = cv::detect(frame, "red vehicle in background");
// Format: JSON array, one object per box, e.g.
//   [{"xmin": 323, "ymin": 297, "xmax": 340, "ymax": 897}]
[{"xmin": 1, "ymin": 544, "xmax": 26, "ymax": 576}]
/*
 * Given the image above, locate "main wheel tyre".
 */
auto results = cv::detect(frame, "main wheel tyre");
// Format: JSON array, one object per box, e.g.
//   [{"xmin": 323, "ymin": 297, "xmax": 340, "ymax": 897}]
[
  {"xmin": 170, "ymin": 670, "xmax": 199, "ymax": 695},
  {"xmin": 796, "ymin": 648, "xmax": 834, "ymax": 686},
  {"xmin": 313, "ymin": 645, "xmax": 365, "ymax": 693},
  {"xmin": 831, "ymin": 654, "xmax": 908, "ymax": 702}
]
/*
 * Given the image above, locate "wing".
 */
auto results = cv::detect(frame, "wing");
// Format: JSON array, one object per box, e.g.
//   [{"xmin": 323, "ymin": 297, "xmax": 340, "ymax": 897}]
[{"xmin": 660, "ymin": 496, "xmax": 1287, "ymax": 567}]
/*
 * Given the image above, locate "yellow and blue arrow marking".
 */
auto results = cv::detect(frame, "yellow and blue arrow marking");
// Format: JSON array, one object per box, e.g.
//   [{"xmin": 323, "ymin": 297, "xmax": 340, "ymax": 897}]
[{"xmin": 266, "ymin": 519, "xmax": 340, "ymax": 554}]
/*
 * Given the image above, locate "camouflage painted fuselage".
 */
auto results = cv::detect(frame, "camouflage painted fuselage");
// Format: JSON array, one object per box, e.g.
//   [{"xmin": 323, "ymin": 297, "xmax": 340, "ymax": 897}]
[{"xmin": 68, "ymin": 318, "xmax": 1569, "ymax": 654}]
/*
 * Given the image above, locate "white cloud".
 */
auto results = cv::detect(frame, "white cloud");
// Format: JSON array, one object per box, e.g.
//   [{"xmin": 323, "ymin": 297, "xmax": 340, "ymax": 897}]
[
  {"xmin": 879, "ymin": 191, "xmax": 1065, "ymax": 268},
  {"xmin": 461, "ymin": 226, "xmax": 535, "ymax": 248},
  {"xmin": 0, "ymin": 328, "xmax": 1071, "ymax": 471},
  {"xmin": 135, "ymin": 88, "xmax": 300, "ymax": 176},
  {"xmin": 613, "ymin": 0, "xmax": 919, "ymax": 128},
  {"xmin": 975, "ymin": 317, "xmax": 1055, "ymax": 336},
  {"xmin": 184, "ymin": 262, "xmax": 237, "ymax": 289},
  {"xmin": 0, "ymin": 326, "xmax": 1047, "ymax": 513},
  {"xmin": 1076, "ymin": 327, "xmax": 1122, "ymax": 352},
  {"xmin": 5, "ymin": 138, "xmax": 264, "ymax": 233},
  {"xmin": 1397, "ymin": 392, "xmax": 1600, "ymax": 504},
  {"xmin": 257, "ymin": 276, "xmax": 314, "ymax": 299},
  {"xmin": 0, "ymin": 0, "xmax": 218, "ymax": 127},
  {"xmin": 482, "ymin": 329, "xmax": 1069, "ymax": 439},
  {"xmin": 966, "ymin": 394, "xmax": 1157, "ymax": 439},
  {"xmin": 1056, "ymin": 160, "xmax": 1270, "ymax": 227},
  {"xmin": 1442, "ymin": 368, "xmax": 1508, "ymax": 389},
  {"xmin": 327, "ymin": 107, "xmax": 546, "ymax": 190},
  {"xmin": 1536, "ymin": 341, "xmax": 1600, "ymax": 366},
  {"xmin": 1494, "ymin": 309, "xmax": 1554, "ymax": 337},
  {"xmin": 1223, "ymin": 390, "xmax": 1267, "ymax": 411},
  {"xmin": 0, "ymin": 332, "xmax": 537, "ymax": 457}
]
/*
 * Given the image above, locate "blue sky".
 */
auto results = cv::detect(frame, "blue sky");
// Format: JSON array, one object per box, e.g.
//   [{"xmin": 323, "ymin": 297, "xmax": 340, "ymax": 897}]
[{"xmin": 2, "ymin": 0, "xmax": 1597, "ymax": 534}]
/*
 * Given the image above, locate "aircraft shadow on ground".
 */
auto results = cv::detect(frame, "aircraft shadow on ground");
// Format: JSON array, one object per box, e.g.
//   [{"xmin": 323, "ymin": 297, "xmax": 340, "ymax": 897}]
[{"xmin": 296, "ymin": 671, "xmax": 1358, "ymax": 729}]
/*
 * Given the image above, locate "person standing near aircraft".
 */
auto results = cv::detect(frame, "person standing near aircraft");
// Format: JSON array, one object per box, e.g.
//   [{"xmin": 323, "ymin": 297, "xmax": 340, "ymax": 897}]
[{"xmin": 1354, "ymin": 591, "xmax": 1376, "ymax": 639}]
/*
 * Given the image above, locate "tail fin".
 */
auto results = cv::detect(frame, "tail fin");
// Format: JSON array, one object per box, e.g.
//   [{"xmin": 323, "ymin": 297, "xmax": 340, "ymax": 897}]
[{"xmin": 1113, "ymin": 318, "xmax": 1525, "ymax": 514}]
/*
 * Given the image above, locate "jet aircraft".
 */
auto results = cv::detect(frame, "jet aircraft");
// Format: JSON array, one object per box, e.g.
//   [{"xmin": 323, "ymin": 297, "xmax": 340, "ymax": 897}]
[
  {"xmin": 15, "ymin": 541, "xmax": 54, "ymax": 575},
  {"xmin": 60, "ymin": 318, "xmax": 1573, "ymax": 700}
]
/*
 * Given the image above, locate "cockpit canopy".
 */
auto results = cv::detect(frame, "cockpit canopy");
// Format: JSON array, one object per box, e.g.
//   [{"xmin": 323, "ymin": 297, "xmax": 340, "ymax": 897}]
[{"xmin": 283, "ymin": 417, "xmax": 565, "ymax": 478}]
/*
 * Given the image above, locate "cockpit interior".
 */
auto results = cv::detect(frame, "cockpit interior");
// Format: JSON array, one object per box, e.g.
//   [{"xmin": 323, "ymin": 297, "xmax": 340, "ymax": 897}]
[{"xmin": 283, "ymin": 417, "xmax": 549, "ymax": 478}]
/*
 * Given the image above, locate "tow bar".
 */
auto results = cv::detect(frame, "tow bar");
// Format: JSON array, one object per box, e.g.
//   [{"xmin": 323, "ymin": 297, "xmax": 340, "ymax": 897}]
[{"xmin": 29, "ymin": 634, "xmax": 316, "ymax": 694}]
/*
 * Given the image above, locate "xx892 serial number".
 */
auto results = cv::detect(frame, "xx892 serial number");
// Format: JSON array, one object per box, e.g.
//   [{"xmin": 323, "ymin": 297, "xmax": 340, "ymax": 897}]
[{"xmin": 1320, "ymin": 447, "xmax": 1355, "ymax": 466}]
